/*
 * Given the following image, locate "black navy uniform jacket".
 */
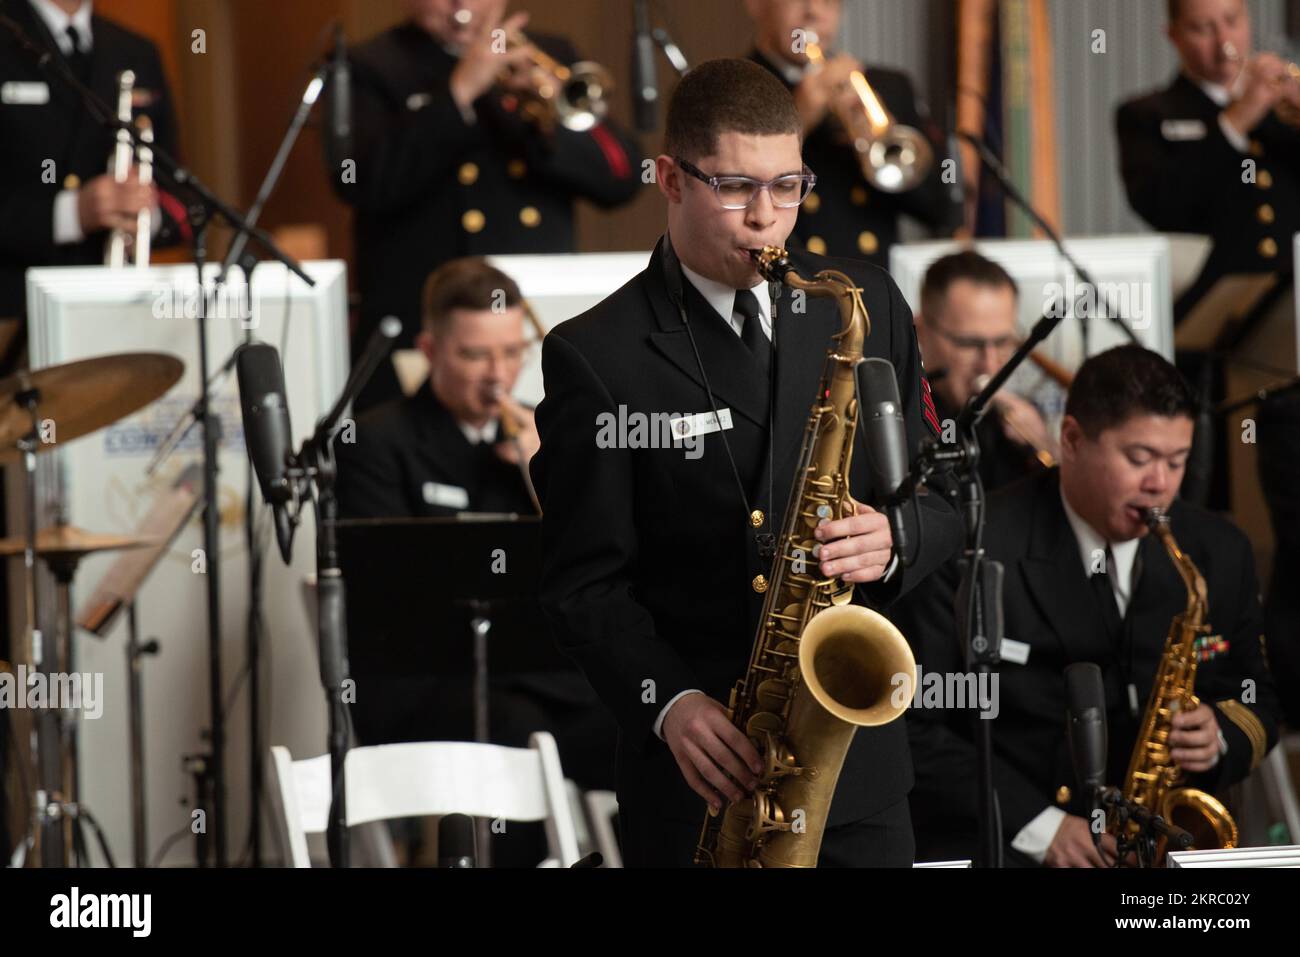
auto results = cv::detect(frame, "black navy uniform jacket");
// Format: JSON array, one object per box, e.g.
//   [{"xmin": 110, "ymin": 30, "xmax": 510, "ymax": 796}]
[
  {"xmin": 1116, "ymin": 73, "xmax": 1300, "ymax": 318},
  {"xmin": 332, "ymin": 22, "xmax": 642, "ymax": 356},
  {"xmin": 893, "ymin": 468, "xmax": 1280, "ymax": 866},
  {"xmin": 0, "ymin": 0, "xmax": 183, "ymax": 319},
  {"xmin": 530, "ymin": 235, "xmax": 964, "ymax": 860},
  {"xmin": 750, "ymin": 49, "xmax": 960, "ymax": 267},
  {"xmin": 335, "ymin": 380, "xmax": 535, "ymax": 519}
]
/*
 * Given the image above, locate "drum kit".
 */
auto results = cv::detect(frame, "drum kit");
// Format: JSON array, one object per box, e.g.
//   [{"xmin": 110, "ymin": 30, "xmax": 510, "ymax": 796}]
[{"xmin": 1, "ymin": 352, "xmax": 183, "ymax": 867}]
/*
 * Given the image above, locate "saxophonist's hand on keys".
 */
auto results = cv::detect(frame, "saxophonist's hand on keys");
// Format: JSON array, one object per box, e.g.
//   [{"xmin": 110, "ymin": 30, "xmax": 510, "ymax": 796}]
[
  {"xmin": 662, "ymin": 693, "xmax": 763, "ymax": 812},
  {"xmin": 814, "ymin": 498, "xmax": 893, "ymax": 583},
  {"xmin": 1169, "ymin": 703, "xmax": 1223, "ymax": 772}
]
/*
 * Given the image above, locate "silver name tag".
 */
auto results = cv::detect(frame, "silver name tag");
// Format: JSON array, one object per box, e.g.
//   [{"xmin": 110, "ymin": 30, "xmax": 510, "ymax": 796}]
[
  {"xmin": 1000, "ymin": 638, "xmax": 1031, "ymax": 665},
  {"xmin": 1161, "ymin": 119, "xmax": 1207, "ymax": 141},
  {"xmin": 1, "ymin": 81, "xmax": 50, "ymax": 105},
  {"xmin": 671, "ymin": 408, "xmax": 734, "ymax": 439},
  {"xmin": 422, "ymin": 481, "xmax": 469, "ymax": 509}
]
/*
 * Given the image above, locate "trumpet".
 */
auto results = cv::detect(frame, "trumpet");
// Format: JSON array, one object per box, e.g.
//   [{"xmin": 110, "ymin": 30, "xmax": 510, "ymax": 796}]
[
  {"xmin": 104, "ymin": 70, "xmax": 151, "ymax": 269},
  {"xmin": 501, "ymin": 29, "xmax": 612, "ymax": 133},
  {"xmin": 805, "ymin": 38, "xmax": 932, "ymax": 193},
  {"xmin": 1222, "ymin": 41, "xmax": 1300, "ymax": 127}
]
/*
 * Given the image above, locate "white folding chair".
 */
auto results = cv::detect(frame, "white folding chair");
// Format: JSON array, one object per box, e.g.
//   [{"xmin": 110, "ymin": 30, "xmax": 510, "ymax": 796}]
[
  {"xmin": 267, "ymin": 731, "xmax": 581, "ymax": 867},
  {"xmin": 582, "ymin": 790, "xmax": 623, "ymax": 868}
]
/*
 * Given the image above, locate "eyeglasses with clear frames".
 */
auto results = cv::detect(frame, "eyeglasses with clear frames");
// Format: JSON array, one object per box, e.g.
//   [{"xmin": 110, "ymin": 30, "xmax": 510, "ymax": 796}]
[{"xmin": 675, "ymin": 157, "xmax": 817, "ymax": 210}]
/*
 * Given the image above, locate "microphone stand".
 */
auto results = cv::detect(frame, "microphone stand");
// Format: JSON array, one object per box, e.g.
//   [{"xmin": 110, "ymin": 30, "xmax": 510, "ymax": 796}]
[
  {"xmin": 956, "ymin": 131, "xmax": 1140, "ymax": 353},
  {"xmin": 278, "ymin": 319, "xmax": 402, "ymax": 867},
  {"xmin": 1, "ymin": 12, "xmax": 316, "ymax": 868},
  {"xmin": 895, "ymin": 291, "xmax": 1085, "ymax": 867}
]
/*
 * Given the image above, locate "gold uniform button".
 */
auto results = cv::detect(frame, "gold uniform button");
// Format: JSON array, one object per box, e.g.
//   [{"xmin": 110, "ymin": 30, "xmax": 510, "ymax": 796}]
[
  {"xmin": 1056, "ymin": 786, "xmax": 1071, "ymax": 805},
  {"xmin": 749, "ymin": 509, "xmax": 764, "ymax": 528},
  {"xmin": 1257, "ymin": 170, "xmax": 1273, "ymax": 189},
  {"xmin": 1249, "ymin": 139, "xmax": 1264, "ymax": 156},
  {"xmin": 63, "ymin": 174, "xmax": 81, "ymax": 190},
  {"xmin": 1258, "ymin": 237, "xmax": 1278, "ymax": 259},
  {"xmin": 507, "ymin": 158, "xmax": 527, "ymax": 178},
  {"xmin": 806, "ymin": 236, "xmax": 827, "ymax": 255},
  {"xmin": 849, "ymin": 185, "xmax": 868, "ymax": 206},
  {"xmin": 858, "ymin": 231, "xmax": 879, "ymax": 256},
  {"xmin": 1258, "ymin": 203, "xmax": 1275, "ymax": 224},
  {"xmin": 462, "ymin": 209, "xmax": 486, "ymax": 233},
  {"xmin": 752, "ymin": 574, "xmax": 769, "ymax": 593},
  {"xmin": 803, "ymin": 191, "xmax": 821, "ymax": 213},
  {"xmin": 457, "ymin": 162, "xmax": 479, "ymax": 185},
  {"xmin": 519, "ymin": 206, "xmax": 541, "ymax": 227}
]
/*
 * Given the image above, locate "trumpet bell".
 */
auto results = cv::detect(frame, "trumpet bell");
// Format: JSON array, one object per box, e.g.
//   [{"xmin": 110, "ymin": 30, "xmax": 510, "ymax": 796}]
[
  {"xmin": 858, "ymin": 126, "xmax": 933, "ymax": 194},
  {"xmin": 555, "ymin": 61, "xmax": 612, "ymax": 132}
]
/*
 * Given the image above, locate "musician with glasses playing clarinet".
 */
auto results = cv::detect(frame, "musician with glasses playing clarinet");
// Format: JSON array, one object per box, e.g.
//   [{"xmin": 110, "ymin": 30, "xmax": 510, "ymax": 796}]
[{"xmin": 530, "ymin": 57, "xmax": 963, "ymax": 867}]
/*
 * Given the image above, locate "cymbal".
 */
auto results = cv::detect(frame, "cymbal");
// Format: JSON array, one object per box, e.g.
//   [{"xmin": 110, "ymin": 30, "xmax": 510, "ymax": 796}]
[
  {"xmin": 0, "ymin": 525, "xmax": 159, "ymax": 560},
  {"xmin": 0, "ymin": 352, "xmax": 184, "ymax": 461}
]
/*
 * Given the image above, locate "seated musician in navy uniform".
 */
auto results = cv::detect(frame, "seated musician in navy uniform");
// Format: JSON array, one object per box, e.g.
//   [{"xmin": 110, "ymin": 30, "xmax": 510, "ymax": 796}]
[{"xmin": 894, "ymin": 347, "xmax": 1280, "ymax": 867}]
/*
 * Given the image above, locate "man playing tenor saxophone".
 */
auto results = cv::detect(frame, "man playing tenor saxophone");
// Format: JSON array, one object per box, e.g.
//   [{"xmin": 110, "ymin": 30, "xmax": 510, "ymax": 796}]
[{"xmin": 530, "ymin": 58, "xmax": 962, "ymax": 867}]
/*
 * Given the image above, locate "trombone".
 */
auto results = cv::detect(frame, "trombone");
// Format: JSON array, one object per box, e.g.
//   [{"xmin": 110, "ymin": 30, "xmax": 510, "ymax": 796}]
[{"xmin": 805, "ymin": 37, "xmax": 932, "ymax": 193}]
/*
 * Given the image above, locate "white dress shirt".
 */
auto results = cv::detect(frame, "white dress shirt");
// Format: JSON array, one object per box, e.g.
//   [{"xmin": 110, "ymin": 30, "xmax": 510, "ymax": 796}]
[
  {"xmin": 1191, "ymin": 71, "xmax": 1252, "ymax": 154},
  {"xmin": 458, "ymin": 418, "xmax": 498, "ymax": 445}
]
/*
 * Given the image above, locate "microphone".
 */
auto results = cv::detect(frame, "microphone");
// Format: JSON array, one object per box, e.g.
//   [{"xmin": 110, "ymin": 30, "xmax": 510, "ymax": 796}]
[
  {"xmin": 236, "ymin": 342, "xmax": 296, "ymax": 563},
  {"xmin": 857, "ymin": 358, "xmax": 910, "ymax": 562},
  {"xmin": 1064, "ymin": 662, "xmax": 1108, "ymax": 810},
  {"xmin": 437, "ymin": 814, "xmax": 477, "ymax": 868},
  {"xmin": 631, "ymin": 0, "xmax": 658, "ymax": 132},
  {"xmin": 329, "ymin": 23, "xmax": 352, "ymax": 161}
]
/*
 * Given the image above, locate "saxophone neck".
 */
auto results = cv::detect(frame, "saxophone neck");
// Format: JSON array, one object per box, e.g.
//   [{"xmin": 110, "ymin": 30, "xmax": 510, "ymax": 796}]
[
  {"xmin": 1143, "ymin": 507, "xmax": 1208, "ymax": 622},
  {"xmin": 750, "ymin": 245, "xmax": 870, "ymax": 351}
]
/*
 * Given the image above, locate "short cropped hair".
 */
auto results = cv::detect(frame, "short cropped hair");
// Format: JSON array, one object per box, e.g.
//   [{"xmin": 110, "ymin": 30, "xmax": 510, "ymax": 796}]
[
  {"xmin": 421, "ymin": 257, "xmax": 522, "ymax": 334},
  {"xmin": 664, "ymin": 58, "xmax": 801, "ymax": 162},
  {"xmin": 1065, "ymin": 345, "xmax": 1197, "ymax": 437},
  {"xmin": 919, "ymin": 249, "xmax": 1018, "ymax": 321}
]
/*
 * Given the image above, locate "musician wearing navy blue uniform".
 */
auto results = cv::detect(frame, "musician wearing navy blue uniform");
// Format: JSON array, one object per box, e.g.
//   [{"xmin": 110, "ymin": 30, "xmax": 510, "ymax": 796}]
[
  {"xmin": 531, "ymin": 58, "xmax": 963, "ymax": 867},
  {"xmin": 1115, "ymin": 0, "xmax": 1300, "ymax": 319},
  {"xmin": 0, "ymin": 0, "xmax": 185, "ymax": 325},
  {"xmin": 745, "ymin": 0, "xmax": 960, "ymax": 267},
  {"xmin": 330, "ymin": 0, "xmax": 641, "ymax": 410},
  {"xmin": 894, "ymin": 346, "xmax": 1280, "ymax": 867}
]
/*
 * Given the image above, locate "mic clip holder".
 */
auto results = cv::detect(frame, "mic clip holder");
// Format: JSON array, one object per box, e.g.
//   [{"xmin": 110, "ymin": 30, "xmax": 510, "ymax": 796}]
[{"xmin": 1099, "ymin": 786, "xmax": 1194, "ymax": 868}]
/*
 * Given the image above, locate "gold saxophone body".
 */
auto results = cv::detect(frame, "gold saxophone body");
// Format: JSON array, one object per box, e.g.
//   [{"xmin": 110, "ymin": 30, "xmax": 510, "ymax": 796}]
[
  {"xmin": 694, "ymin": 246, "xmax": 917, "ymax": 868},
  {"xmin": 1111, "ymin": 506, "xmax": 1238, "ymax": 862}
]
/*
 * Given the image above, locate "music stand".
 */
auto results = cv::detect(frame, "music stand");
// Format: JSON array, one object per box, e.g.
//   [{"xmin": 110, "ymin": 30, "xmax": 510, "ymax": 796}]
[{"xmin": 336, "ymin": 513, "xmax": 544, "ymax": 865}]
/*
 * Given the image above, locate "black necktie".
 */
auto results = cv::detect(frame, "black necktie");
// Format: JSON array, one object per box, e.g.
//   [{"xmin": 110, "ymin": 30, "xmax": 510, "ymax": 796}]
[
  {"xmin": 1089, "ymin": 545, "xmax": 1123, "ymax": 643},
  {"xmin": 65, "ymin": 26, "xmax": 91, "ymax": 83},
  {"xmin": 734, "ymin": 288, "xmax": 770, "ymax": 379}
]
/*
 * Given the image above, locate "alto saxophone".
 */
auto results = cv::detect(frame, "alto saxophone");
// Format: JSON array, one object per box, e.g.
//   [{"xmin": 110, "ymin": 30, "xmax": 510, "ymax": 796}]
[
  {"xmin": 694, "ymin": 246, "xmax": 916, "ymax": 868},
  {"xmin": 1110, "ymin": 506, "xmax": 1238, "ymax": 862}
]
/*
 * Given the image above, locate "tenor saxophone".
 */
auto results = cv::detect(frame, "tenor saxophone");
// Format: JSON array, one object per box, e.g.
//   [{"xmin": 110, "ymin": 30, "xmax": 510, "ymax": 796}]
[
  {"xmin": 1110, "ymin": 506, "xmax": 1238, "ymax": 862},
  {"xmin": 694, "ymin": 246, "xmax": 916, "ymax": 868}
]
